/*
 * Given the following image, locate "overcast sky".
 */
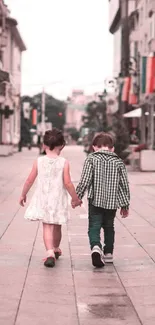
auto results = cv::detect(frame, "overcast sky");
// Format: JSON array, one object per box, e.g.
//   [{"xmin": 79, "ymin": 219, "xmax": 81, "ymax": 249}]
[{"xmin": 5, "ymin": 0, "xmax": 113, "ymax": 99}]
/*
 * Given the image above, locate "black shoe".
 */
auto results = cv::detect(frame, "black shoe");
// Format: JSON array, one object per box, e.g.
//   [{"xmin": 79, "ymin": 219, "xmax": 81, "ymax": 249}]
[
  {"xmin": 44, "ymin": 256, "xmax": 55, "ymax": 268},
  {"xmin": 91, "ymin": 246, "xmax": 105, "ymax": 268},
  {"xmin": 54, "ymin": 249, "xmax": 62, "ymax": 260}
]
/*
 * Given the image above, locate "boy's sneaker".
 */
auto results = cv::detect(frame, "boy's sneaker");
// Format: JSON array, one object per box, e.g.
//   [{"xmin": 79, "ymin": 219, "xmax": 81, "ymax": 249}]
[
  {"xmin": 104, "ymin": 253, "xmax": 113, "ymax": 263},
  {"xmin": 44, "ymin": 256, "xmax": 55, "ymax": 268},
  {"xmin": 91, "ymin": 245, "xmax": 105, "ymax": 268}
]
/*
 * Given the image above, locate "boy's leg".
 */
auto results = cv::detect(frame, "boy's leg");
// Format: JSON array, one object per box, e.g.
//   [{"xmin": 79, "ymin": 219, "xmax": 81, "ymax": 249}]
[
  {"xmin": 53, "ymin": 225, "xmax": 62, "ymax": 259},
  {"xmin": 42, "ymin": 223, "xmax": 55, "ymax": 267},
  {"xmin": 88, "ymin": 202, "xmax": 104, "ymax": 267},
  {"xmin": 102, "ymin": 210, "xmax": 116, "ymax": 261}
]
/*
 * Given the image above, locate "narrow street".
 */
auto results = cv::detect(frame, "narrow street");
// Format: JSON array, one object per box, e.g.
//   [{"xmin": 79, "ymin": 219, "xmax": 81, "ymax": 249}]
[{"xmin": 1, "ymin": 146, "xmax": 155, "ymax": 325}]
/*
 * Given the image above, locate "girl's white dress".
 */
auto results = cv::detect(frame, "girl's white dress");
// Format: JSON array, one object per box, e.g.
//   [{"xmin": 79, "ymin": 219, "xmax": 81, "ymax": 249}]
[{"xmin": 24, "ymin": 155, "xmax": 69, "ymax": 224}]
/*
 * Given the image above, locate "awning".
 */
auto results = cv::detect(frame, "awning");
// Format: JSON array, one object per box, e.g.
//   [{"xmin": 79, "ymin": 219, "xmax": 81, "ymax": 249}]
[
  {"xmin": 123, "ymin": 108, "xmax": 141, "ymax": 118},
  {"xmin": 123, "ymin": 108, "xmax": 155, "ymax": 118}
]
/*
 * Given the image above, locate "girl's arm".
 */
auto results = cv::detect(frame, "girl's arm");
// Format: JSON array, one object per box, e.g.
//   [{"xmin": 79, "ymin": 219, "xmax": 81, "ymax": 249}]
[
  {"xmin": 63, "ymin": 160, "xmax": 81, "ymax": 205},
  {"xmin": 19, "ymin": 160, "xmax": 38, "ymax": 206}
]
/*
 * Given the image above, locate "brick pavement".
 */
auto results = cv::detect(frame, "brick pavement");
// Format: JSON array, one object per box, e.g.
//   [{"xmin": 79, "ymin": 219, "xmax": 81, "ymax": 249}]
[{"xmin": 0, "ymin": 146, "xmax": 155, "ymax": 324}]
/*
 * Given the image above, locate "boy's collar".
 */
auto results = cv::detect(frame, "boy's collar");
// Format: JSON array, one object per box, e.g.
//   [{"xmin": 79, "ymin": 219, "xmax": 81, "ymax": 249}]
[{"xmin": 93, "ymin": 149, "xmax": 118, "ymax": 157}]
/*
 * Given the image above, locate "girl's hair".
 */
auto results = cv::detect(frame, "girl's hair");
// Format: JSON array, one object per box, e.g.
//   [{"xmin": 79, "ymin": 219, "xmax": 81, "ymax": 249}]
[
  {"xmin": 43, "ymin": 128, "xmax": 66, "ymax": 150},
  {"xmin": 92, "ymin": 132, "xmax": 114, "ymax": 149}
]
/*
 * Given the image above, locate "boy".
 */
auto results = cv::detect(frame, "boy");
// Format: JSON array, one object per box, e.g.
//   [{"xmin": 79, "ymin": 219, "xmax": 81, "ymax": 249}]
[{"xmin": 73, "ymin": 132, "xmax": 130, "ymax": 268}]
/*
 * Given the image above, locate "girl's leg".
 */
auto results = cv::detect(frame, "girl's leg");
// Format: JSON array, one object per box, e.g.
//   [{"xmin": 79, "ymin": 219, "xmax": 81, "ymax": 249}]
[
  {"xmin": 42, "ymin": 223, "xmax": 55, "ymax": 256},
  {"xmin": 42, "ymin": 223, "xmax": 55, "ymax": 267},
  {"xmin": 53, "ymin": 225, "xmax": 62, "ymax": 250}
]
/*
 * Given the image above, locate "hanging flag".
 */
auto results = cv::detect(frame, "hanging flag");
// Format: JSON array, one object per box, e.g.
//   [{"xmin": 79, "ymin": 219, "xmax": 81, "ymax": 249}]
[
  {"xmin": 32, "ymin": 109, "xmax": 37, "ymax": 126},
  {"xmin": 129, "ymin": 93, "xmax": 138, "ymax": 105},
  {"xmin": 141, "ymin": 56, "xmax": 147, "ymax": 94},
  {"xmin": 129, "ymin": 75, "xmax": 138, "ymax": 105},
  {"xmin": 146, "ymin": 56, "xmax": 155, "ymax": 94},
  {"xmin": 121, "ymin": 77, "xmax": 131, "ymax": 102}
]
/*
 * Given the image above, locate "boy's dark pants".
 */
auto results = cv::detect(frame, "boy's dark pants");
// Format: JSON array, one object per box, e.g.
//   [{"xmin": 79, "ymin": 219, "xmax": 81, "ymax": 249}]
[{"xmin": 88, "ymin": 202, "xmax": 116, "ymax": 254}]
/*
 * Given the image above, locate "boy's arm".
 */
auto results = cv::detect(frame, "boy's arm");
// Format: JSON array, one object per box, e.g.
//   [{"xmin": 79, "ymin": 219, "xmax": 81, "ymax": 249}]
[
  {"xmin": 119, "ymin": 163, "xmax": 130, "ymax": 210},
  {"xmin": 76, "ymin": 157, "xmax": 93, "ymax": 200}
]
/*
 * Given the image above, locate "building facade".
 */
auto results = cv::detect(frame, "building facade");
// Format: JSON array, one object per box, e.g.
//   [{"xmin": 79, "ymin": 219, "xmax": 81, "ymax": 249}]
[
  {"xmin": 65, "ymin": 90, "xmax": 100, "ymax": 130},
  {"xmin": 0, "ymin": 1, "xmax": 26, "ymax": 155},
  {"xmin": 109, "ymin": 0, "xmax": 136, "ymax": 78},
  {"xmin": 109, "ymin": 0, "xmax": 155, "ymax": 169},
  {"xmin": 109, "ymin": 0, "xmax": 121, "ymax": 78}
]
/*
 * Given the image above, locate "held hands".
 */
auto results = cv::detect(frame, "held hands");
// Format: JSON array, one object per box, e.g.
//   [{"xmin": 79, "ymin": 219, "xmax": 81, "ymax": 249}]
[
  {"xmin": 120, "ymin": 208, "xmax": 129, "ymax": 218},
  {"xmin": 19, "ymin": 195, "xmax": 27, "ymax": 207},
  {"xmin": 71, "ymin": 198, "xmax": 82, "ymax": 209}
]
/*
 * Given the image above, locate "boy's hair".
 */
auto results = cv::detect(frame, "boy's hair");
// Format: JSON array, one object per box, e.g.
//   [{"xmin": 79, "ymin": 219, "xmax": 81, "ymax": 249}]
[
  {"xmin": 43, "ymin": 128, "xmax": 66, "ymax": 150},
  {"xmin": 92, "ymin": 132, "xmax": 114, "ymax": 149}
]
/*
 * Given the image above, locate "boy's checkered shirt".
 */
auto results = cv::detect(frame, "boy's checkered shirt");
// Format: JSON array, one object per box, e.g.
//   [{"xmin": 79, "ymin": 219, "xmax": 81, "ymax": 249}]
[{"xmin": 76, "ymin": 150, "xmax": 130, "ymax": 210}]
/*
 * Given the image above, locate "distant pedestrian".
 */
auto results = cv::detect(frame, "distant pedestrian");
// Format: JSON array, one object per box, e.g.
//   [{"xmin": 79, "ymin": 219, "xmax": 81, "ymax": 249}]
[
  {"xmin": 19, "ymin": 128, "xmax": 81, "ymax": 268},
  {"xmin": 72, "ymin": 132, "xmax": 130, "ymax": 268},
  {"xmin": 130, "ymin": 129, "xmax": 139, "ymax": 144}
]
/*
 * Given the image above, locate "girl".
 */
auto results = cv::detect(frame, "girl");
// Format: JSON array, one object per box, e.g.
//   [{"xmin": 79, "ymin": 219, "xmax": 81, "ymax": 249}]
[{"xmin": 19, "ymin": 128, "xmax": 81, "ymax": 268}]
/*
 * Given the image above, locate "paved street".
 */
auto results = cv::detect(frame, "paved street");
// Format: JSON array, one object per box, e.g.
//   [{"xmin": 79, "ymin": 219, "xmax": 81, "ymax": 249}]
[{"xmin": 1, "ymin": 146, "xmax": 155, "ymax": 325}]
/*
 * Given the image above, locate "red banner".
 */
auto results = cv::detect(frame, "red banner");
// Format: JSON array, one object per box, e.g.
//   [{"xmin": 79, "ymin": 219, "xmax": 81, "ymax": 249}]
[
  {"xmin": 32, "ymin": 109, "xmax": 37, "ymax": 126},
  {"xmin": 121, "ymin": 77, "xmax": 131, "ymax": 102},
  {"xmin": 146, "ymin": 56, "xmax": 155, "ymax": 94}
]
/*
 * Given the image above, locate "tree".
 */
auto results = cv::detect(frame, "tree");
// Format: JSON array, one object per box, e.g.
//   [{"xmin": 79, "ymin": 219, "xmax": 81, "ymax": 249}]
[
  {"xmin": 81, "ymin": 98, "xmax": 129, "ymax": 160},
  {"xmin": 32, "ymin": 93, "xmax": 66, "ymax": 130},
  {"xmin": 83, "ymin": 100, "xmax": 108, "ymax": 132},
  {"xmin": 82, "ymin": 99, "xmax": 109, "ymax": 153},
  {"xmin": 109, "ymin": 112, "xmax": 129, "ymax": 159},
  {"xmin": 21, "ymin": 93, "xmax": 66, "ymax": 130},
  {"xmin": 66, "ymin": 127, "xmax": 80, "ymax": 141}
]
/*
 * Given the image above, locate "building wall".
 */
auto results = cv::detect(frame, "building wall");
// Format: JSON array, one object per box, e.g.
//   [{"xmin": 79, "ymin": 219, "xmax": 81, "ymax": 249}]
[
  {"xmin": 109, "ymin": 0, "xmax": 120, "ymax": 78},
  {"xmin": 66, "ymin": 107, "xmax": 84, "ymax": 130},
  {"xmin": 130, "ymin": 0, "xmax": 155, "ymax": 56},
  {"xmin": 129, "ymin": 0, "xmax": 155, "ymax": 105},
  {"xmin": 109, "ymin": 0, "xmax": 138, "ymax": 78},
  {"xmin": 1, "ymin": 28, "xmax": 21, "ymax": 144},
  {"xmin": 113, "ymin": 27, "xmax": 121, "ymax": 77},
  {"xmin": 0, "ymin": 6, "xmax": 25, "ymax": 148},
  {"xmin": 11, "ymin": 39, "xmax": 22, "ymax": 144},
  {"xmin": 65, "ymin": 91, "xmax": 101, "ymax": 131},
  {"xmin": 109, "ymin": 0, "xmax": 119, "ymax": 30}
]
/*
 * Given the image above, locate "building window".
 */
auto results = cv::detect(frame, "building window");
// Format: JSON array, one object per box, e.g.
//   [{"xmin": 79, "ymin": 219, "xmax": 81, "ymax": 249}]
[
  {"xmin": 140, "ymin": 40, "xmax": 143, "ymax": 52},
  {"xmin": 144, "ymin": 34, "xmax": 148, "ymax": 53},
  {"xmin": 10, "ymin": 33, "xmax": 14, "ymax": 73},
  {"xmin": 0, "ymin": 83, "xmax": 6, "ymax": 96},
  {"xmin": 140, "ymin": 7, "xmax": 143, "ymax": 25},
  {"xmin": 150, "ymin": 21, "xmax": 153, "ymax": 39},
  {"xmin": 134, "ymin": 41, "xmax": 138, "ymax": 59},
  {"xmin": 0, "ymin": 51, "xmax": 3, "ymax": 69},
  {"xmin": 145, "ymin": 0, "xmax": 148, "ymax": 17}
]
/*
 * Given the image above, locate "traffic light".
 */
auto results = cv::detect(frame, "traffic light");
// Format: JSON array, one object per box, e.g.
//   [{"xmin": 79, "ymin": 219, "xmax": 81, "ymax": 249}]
[{"xmin": 58, "ymin": 112, "xmax": 63, "ymax": 117}]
